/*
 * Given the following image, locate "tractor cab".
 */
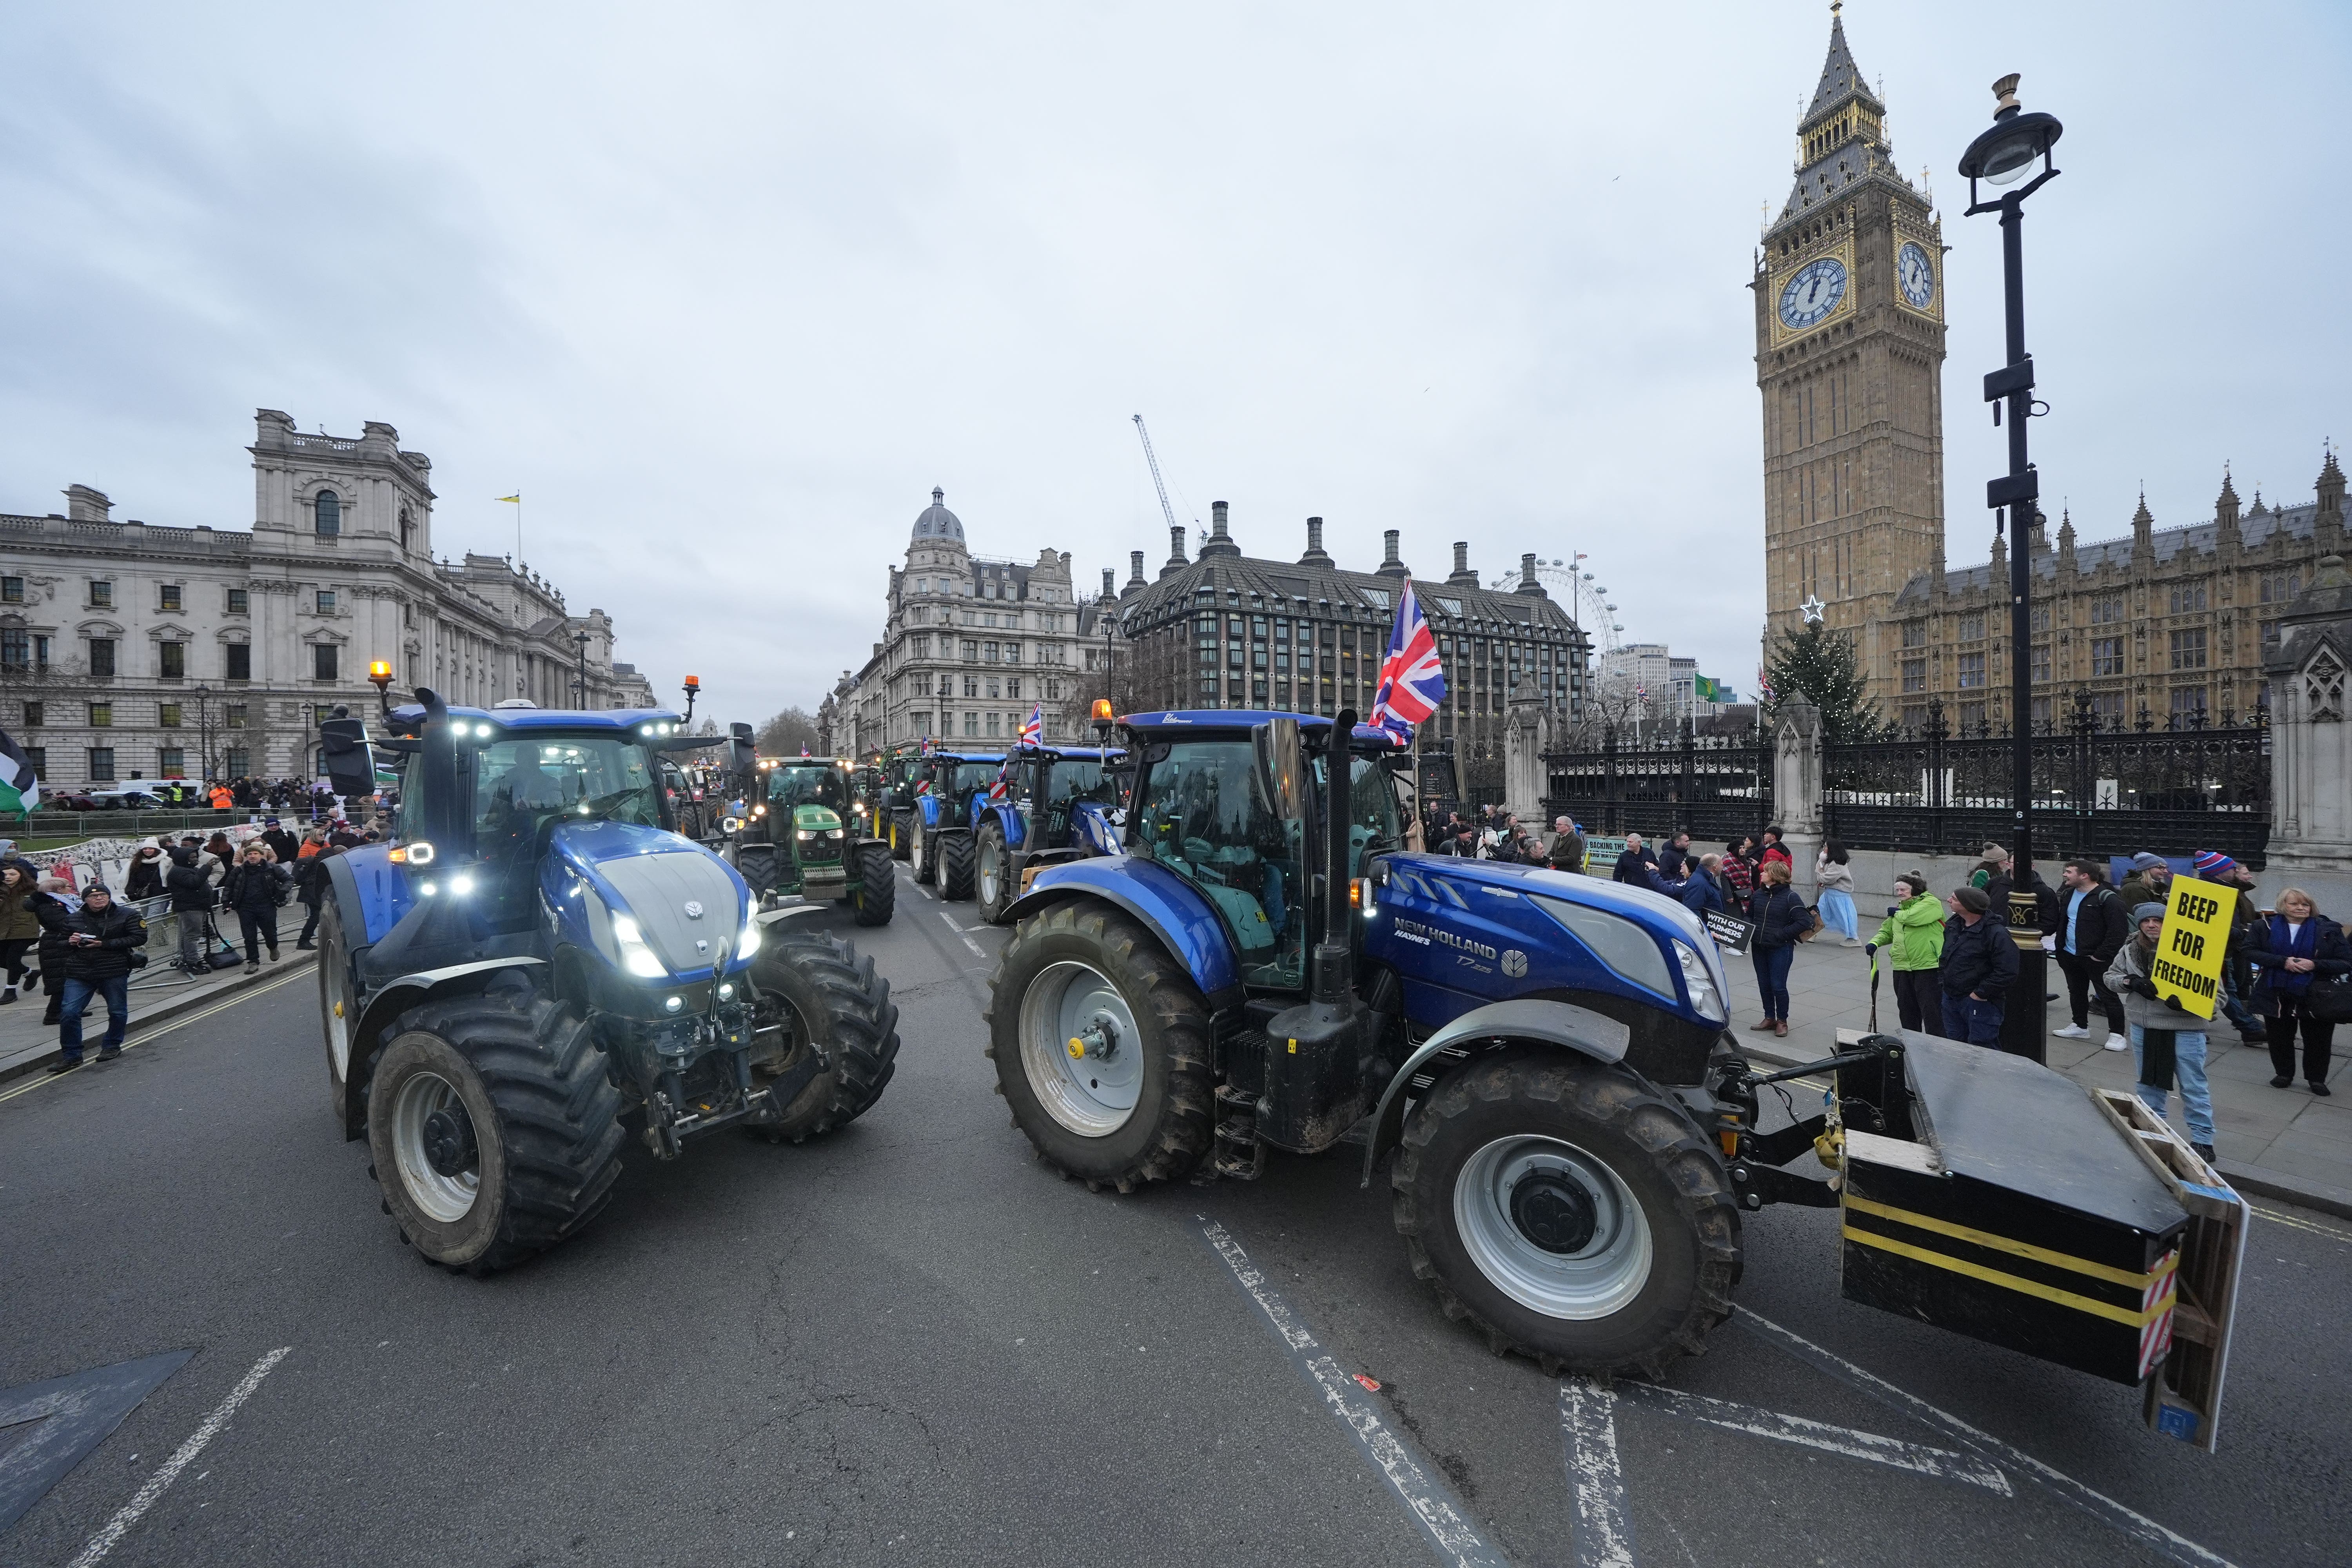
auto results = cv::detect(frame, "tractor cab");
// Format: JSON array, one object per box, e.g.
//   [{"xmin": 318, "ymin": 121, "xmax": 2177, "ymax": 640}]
[{"xmin": 966, "ymin": 744, "xmax": 1132, "ymax": 922}]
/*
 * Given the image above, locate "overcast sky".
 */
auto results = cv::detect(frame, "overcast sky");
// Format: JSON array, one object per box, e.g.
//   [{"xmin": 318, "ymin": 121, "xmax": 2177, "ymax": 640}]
[{"xmin": 4, "ymin": 2, "xmax": 2346, "ymax": 722}]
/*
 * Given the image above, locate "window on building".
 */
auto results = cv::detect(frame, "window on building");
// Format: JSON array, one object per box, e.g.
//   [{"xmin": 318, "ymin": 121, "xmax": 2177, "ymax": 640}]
[
  {"xmin": 223, "ymin": 746, "xmax": 250, "ymax": 776},
  {"xmin": 159, "ymin": 745, "xmax": 186, "ymax": 778},
  {"xmin": 226, "ymin": 588, "xmax": 249, "ymax": 615},
  {"xmin": 912, "ymin": 673, "xmax": 931, "ymax": 697},
  {"xmin": 2259, "ymin": 570, "xmax": 2302, "ymax": 604},
  {"xmin": 225, "ymin": 704, "xmax": 247, "ymax": 729},
  {"xmin": 962, "ymin": 674, "xmax": 978, "ymax": 698},
  {"xmin": 1901, "ymin": 658, "xmax": 1926, "ymax": 693},
  {"xmin": 315, "ymin": 491, "xmax": 341, "ymax": 535},
  {"xmin": 158, "ymin": 703, "xmax": 182, "ymax": 728},
  {"xmin": 1958, "ymin": 701, "xmax": 1988, "ymax": 731},
  {"xmin": 1, "ymin": 630, "xmax": 30, "ymax": 671},
  {"xmin": 159, "ymin": 641, "xmax": 185, "ymax": 679},
  {"xmin": 89, "ymin": 702, "xmax": 112, "ymax": 728},
  {"xmin": 2090, "ymin": 690, "xmax": 2126, "ymax": 727},
  {"xmin": 1899, "ymin": 704, "xmax": 1926, "ymax": 731},
  {"xmin": 317, "ymin": 590, "xmax": 336, "ymax": 613},
  {"xmin": 1956, "ymin": 651, "xmax": 1986, "ymax": 688},
  {"xmin": 1006, "ymin": 678, "xmax": 1022, "ymax": 701},
  {"xmin": 2170, "ymin": 686, "xmax": 2207, "ymax": 722},
  {"xmin": 87, "ymin": 747, "xmax": 116, "ymax": 783},
  {"xmin": 1957, "ymin": 612, "xmax": 1985, "ymax": 641},
  {"xmin": 961, "ymin": 640, "xmax": 978, "ymax": 662},
  {"xmin": 2030, "ymin": 644, "xmax": 2051, "ymax": 684},
  {"xmin": 963, "ymin": 712, "xmax": 978, "ymax": 737},
  {"xmin": 399, "ymin": 508, "xmax": 413, "ymax": 550},
  {"xmin": 2090, "ymin": 637, "xmax": 2123, "ymax": 677},
  {"xmin": 2169, "ymin": 628, "xmax": 2207, "ymax": 670},
  {"xmin": 312, "ymin": 644, "xmax": 338, "ymax": 681},
  {"xmin": 2168, "ymin": 583, "xmax": 2208, "ymax": 614},
  {"xmin": 89, "ymin": 580, "xmax": 113, "ymax": 608},
  {"xmin": 2029, "ymin": 604, "xmax": 2051, "ymax": 633},
  {"xmin": 2030, "ymin": 695, "xmax": 2054, "ymax": 730},
  {"xmin": 2090, "ymin": 595, "xmax": 2124, "ymax": 625},
  {"xmin": 0, "ymin": 575, "xmax": 20, "ymax": 603},
  {"xmin": 22, "ymin": 701, "xmax": 41, "ymax": 727},
  {"xmin": 159, "ymin": 584, "xmax": 182, "ymax": 612},
  {"xmin": 22, "ymin": 746, "xmax": 43, "ymax": 775},
  {"xmin": 226, "ymin": 643, "xmax": 251, "ymax": 681},
  {"xmin": 88, "ymin": 638, "xmax": 116, "ymax": 677},
  {"xmin": 911, "ymin": 635, "xmax": 929, "ymax": 658}
]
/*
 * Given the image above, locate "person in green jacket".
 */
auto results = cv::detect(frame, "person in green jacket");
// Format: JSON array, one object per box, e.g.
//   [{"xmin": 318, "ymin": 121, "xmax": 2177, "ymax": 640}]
[{"xmin": 1868, "ymin": 871, "xmax": 1949, "ymax": 1038}]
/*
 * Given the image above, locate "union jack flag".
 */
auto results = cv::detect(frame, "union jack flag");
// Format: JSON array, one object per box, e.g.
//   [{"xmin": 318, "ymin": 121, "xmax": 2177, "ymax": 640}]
[
  {"xmin": 1370, "ymin": 577, "xmax": 1445, "ymax": 743},
  {"xmin": 1018, "ymin": 703, "xmax": 1043, "ymax": 748},
  {"xmin": 988, "ymin": 754, "xmax": 1014, "ymax": 800}
]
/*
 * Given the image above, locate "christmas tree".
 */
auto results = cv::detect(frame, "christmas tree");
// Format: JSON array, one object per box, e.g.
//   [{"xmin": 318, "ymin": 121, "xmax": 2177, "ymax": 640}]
[{"xmin": 1762, "ymin": 620, "xmax": 1887, "ymax": 743}]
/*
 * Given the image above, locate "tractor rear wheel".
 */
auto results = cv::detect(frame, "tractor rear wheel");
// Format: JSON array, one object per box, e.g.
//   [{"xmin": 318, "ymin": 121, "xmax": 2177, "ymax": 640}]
[
  {"xmin": 976, "ymin": 820, "xmax": 1018, "ymax": 923},
  {"xmin": 1391, "ymin": 1052, "xmax": 1741, "ymax": 1379},
  {"xmin": 912, "ymin": 817, "xmax": 935, "ymax": 885},
  {"xmin": 985, "ymin": 901, "xmax": 1213, "ymax": 1191},
  {"xmin": 316, "ymin": 891, "xmax": 358, "ymax": 1124},
  {"xmin": 940, "ymin": 831, "xmax": 977, "ymax": 900},
  {"xmin": 887, "ymin": 809, "xmax": 911, "ymax": 861},
  {"xmin": 367, "ymin": 982, "xmax": 626, "ymax": 1274},
  {"xmin": 843, "ymin": 840, "xmax": 895, "ymax": 927},
  {"xmin": 749, "ymin": 931, "xmax": 901, "ymax": 1141}
]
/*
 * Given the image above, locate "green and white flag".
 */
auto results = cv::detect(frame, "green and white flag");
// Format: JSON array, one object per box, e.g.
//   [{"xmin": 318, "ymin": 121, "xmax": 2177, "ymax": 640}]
[{"xmin": 0, "ymin": 727, "xmax": 39, "ymax": 814}]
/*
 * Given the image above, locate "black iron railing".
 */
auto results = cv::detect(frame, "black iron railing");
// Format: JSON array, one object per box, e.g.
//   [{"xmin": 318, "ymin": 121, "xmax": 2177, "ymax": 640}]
[{"xmin": 1541, "ymin": 722, "xmax": 1773, "ymax": 843}]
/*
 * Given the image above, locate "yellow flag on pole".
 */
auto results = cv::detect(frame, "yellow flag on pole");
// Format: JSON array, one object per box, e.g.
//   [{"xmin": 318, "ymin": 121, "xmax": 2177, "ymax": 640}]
[{"xmin": 495, "ymin": 494, "xmax": 521, "ymax": 503}]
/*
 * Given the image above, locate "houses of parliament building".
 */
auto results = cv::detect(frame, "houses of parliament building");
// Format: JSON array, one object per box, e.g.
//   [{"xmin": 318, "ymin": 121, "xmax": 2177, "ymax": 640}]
[{"xmin": 1756, "ymin": 13, "xmax": 2344, "ymax": 733}]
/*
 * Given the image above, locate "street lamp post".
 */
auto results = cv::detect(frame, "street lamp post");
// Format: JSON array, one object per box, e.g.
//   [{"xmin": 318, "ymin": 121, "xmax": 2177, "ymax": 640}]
[
  {"xmin": 192, "ymin": 682, "xmax": 213, "ymax": 788},
  {"xmin": 1960, "ymin": 73, "xmax": 2064, "ymax": 1061},
  {"xmin": 572, "ymin": 630, "xmax": 591, "ymax": 707}
]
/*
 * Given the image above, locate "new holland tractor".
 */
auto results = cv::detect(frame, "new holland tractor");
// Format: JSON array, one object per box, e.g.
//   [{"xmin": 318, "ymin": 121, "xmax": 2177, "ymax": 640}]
[
  {"xmin": 711, "ymin": 729, "xmax": 893, "ymax": 927},
  {"xmin": 969, "ymin": 743, "xmax": 1128, "ymax": 924},
  {"xmin": 985, "ymin": 708, "xmax": 2245, "ymax": 1444},
  {"xmin": 875, "ymin": 744, "xmax": 928, "ymax": 862},
  {"xmin": 906, "ymin": 748, "xmax": 1006, "ymax": 901},
  {"xmin": 310, "ymin": 690, "xmax": 901, "ymax": 1274}
]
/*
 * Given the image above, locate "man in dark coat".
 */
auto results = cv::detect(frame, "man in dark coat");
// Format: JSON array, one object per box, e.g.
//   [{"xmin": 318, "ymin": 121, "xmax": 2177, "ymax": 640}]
[
  {"xmin": 1940, "ymin": 886, "xmax": 2020, "ymax": 1047},
  {"xmin": 1611, "ymin": 832, "xmax": 1656, "ymax": 885},
  {"xmin": 2051, "ymin": 859, "xmax": 2130, "ymax": 1049},
  {"xmin": 1547, "ymin": 817, "xmax": 1586, "ymax": 874},
  {"xmin": 52, "ymin": 882, "xmax": 147, "ymax": 1071},
  {"xmin": 1655, "ymin": 829, "xmax": 1693, "ymax": 879},
  {"xmin": 294, "ymin": 843, "xmax": 338, "ymax": 949},
  {"xmin": 164, "ymin": 845, "xmax": 220, "ymax": 973},
  {"xmin": 220, "ymin": 844, "xmax": 292, "ymax": 969},
  {"xmin": 260, "ymin": 817, "xmax": 301, "ymax": 867}
]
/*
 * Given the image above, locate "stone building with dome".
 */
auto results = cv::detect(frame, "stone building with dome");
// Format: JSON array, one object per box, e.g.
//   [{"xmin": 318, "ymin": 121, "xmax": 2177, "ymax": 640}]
[{"xmin": 823, "ymin": 488, "xmax": 1085, "ymax": 754}]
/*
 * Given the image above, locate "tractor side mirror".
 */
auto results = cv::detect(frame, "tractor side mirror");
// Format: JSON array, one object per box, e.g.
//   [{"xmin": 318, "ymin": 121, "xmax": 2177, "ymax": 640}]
[
  {"xmin": 319, "ymin": 715, "xmax": 377, "ymax": 799},
  {"xmin": 1251, "ymin": 717, "xmax": 1307, "ymax": 822}
]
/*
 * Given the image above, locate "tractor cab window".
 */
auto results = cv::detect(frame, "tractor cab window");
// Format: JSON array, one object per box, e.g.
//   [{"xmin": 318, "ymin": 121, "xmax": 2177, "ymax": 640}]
[
  {"xmin": 1131, "ymin": 739, "xmax": 1304, "ymax": 989},
  {"xmin": 468, "ymin": 734, "xmax": 662, "ymax": 920},
  {"xmin": 1043, "ymin": 756, "xmax": 1116, "ymax": 808},
  {"xmin": 1311, "ymin": 750, "xmax": 1401, "ymax": 882},
  {"xmin": 766, "ymin": 764, "xmax": 847, "ymax": 813}
]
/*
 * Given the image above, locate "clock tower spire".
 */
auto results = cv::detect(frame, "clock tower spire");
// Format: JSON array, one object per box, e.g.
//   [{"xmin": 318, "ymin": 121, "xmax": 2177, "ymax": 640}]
[{"xmin": 1753, "ymin": 7, "xmax": 1946, "ymax": 698}]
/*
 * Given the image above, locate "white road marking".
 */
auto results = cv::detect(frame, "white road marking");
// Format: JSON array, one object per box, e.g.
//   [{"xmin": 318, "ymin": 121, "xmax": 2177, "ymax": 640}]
[
  {"xmin": 1610, "ymin": 1381, "xmax": 2011, "ymax": 1495},
  {"xmin": 935, "ymin": 911, "xmax": 985, "ymax": 956},
  {"xmin": 1558, "ymin": 1380, "xmax": 1637, "ymax": 1568},
  {"xmin": 67, "ymin": 1347, "xmax": 291, "ymax": 1568},
  {"xmin": 1735, "ymin": 1308, "xmax": 2234, "ymax": 1568},
  {"xmin": 1198, "ymin": 1218, "xmax": 1508, "ymax": 1568}
]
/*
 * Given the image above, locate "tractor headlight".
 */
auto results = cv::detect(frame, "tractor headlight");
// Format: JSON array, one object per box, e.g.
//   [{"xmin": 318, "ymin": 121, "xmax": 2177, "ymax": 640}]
[
  {"xmin": 737, "ymin": 917, "xmax": 762, "ymax": 960},
  {"xmin": 797, "ymin": 829, "xmax": 815, "ymax": 841},
  {"xmin": 827, "ymin": 829, "xmax": 844, "ymax": 840},
  {"xmin": 1674, "ymin": 940, "xmax": 1726, "ymax": 1024},
  {"xmin": 610, "ymin": 914, "xmax": 669, "ymax": 979}
]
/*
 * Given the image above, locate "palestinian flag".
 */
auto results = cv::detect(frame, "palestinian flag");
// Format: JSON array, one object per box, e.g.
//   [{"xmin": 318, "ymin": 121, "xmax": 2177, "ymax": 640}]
[{"xmin": 0, "ymin": 727, "xmax": 38, "ymax": 814}]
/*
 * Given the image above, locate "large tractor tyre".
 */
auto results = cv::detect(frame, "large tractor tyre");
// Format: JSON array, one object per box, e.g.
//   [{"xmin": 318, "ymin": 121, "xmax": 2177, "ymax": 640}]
[
  {"xmin": 911, "ymin": 817, "xmax": 935, "ymax": 885},
  {"xmin": 939, "ymin": 831, "xmax": 978, "ymax": 901},
  {"xmin": 844, "ymin": 840, "xmax": 895, "ymax": 927},
  {"xmin": 316, "ymin": 892, "xmax": 359, "ymax": 1123},
  {"xmin": 366, "ymin": 985, "xmax": 627, "ymax": 1274},
  {"xmin": 748, "ymin": 931, "xmax": 902, "ymax": 1142},
  {"xmin": 976, "ymin": 820, "xmax": 1020, "ymax": 925},
  {"xmin": 887, "ymin": 809, "xmax": 911, "ymax": 861},
  {"xmin": 984, "ymin": 901, "xmax": 1214, "ymax": 1191},
  {"xmin": 1391, "ymin": 1052, "xmax": 1742, "ymax": 1380}
]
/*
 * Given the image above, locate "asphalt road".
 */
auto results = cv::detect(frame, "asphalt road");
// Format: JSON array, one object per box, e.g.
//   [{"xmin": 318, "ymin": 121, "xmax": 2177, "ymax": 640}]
[{"xmin": 2, "ymin": 860, "xmax": 2346, "ymax": 1568}]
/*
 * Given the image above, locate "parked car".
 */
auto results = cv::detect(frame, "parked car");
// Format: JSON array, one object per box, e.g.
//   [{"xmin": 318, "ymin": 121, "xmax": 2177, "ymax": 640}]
[{"xmin": 87, "ymin": 778, "xmax": 181, "ymax": 809}]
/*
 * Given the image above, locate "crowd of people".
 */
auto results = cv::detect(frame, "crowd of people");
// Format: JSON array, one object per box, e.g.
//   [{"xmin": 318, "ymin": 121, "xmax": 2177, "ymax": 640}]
[
  {"xmin": 0, "ymin": 815, "xmax": 377, "ymax": 1073},
  {"xmin": 87, "ymin": 776, "xmax": 352, "ymax": 816}
]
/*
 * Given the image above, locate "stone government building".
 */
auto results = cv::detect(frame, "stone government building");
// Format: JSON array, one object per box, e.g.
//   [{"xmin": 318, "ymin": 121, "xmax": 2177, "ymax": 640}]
[
  {"xmin": 1755, "ymin": 13, "xmax": 2344, "ymax": 733},
  {"xmin": 0, "ymin": 410, "xmax": 655, "ymax": 790}
]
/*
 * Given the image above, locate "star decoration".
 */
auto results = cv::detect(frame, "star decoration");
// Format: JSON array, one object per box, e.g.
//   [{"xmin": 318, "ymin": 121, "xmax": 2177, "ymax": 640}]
[{"xmin": 1798, "ymin": 595, "xmax": 1827, "ymax": 624}]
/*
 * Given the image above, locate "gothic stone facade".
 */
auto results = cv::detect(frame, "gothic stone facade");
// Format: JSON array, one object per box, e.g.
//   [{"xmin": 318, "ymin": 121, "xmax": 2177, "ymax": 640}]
[
  {"xmin": 829, "ymin": 489, "xmax": 1087, "ymax": 754},
  {"xmin": 0, "ymin": 409, "xmax": 655, "ymax": 789},
  {"xmin": 1111, "ymin": 505, "xmax": 1589, "ymax": 795}
]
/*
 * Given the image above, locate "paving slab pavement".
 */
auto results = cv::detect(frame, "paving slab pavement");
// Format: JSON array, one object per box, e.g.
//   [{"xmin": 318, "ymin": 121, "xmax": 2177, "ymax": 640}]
[{"xmin": 1731, "ymin": 933, "xmax": 2352, "ymax": 1218}]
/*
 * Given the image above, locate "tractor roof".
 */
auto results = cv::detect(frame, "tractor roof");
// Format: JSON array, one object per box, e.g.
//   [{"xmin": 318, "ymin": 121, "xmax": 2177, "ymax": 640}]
[
  {"xmin": 391, "ymin": 703, "xmax": 686, "ymax": 734},
  {"xmin": 929, "ymin": 750, "xmax": 1007, "ymax": 764},
  {"xmin": 1117, "ymin": 709, "xmax": 1403, "ymax": 750}
]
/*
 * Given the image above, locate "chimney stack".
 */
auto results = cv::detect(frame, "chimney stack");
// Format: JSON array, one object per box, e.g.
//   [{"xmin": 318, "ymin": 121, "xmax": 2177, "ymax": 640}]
[
  {"xmin": 1127, "ymin": 549, "xmax": 1147, "ymax": 593},
  {"xmin": 1102, "ymin": 567, "xmax": 1116, "ymax": 599},
  {"xmin": 1376, "ymin": 529, "xmax": 1409, "ymax": 579},
  {"xmin": 1160, "ymin": 524, "xmax": 1188, "ymax": 578},
  {"xmin": 64, "ymin": 485, "xmax": 113, "ymax": 524},
  {"xmin": 1200, "ymin": 499, "xmax": 1240, "ymax": 557},
  {"xmin": 1516, "ymin": 552, "xmax": 1547, "ymax": 597},
  {"xmin": 1299, "ymin": 515, "xmax": 1334, "ymax": 567},
  {"xmin": 1447, "ymin": 541, "xmax": 1480, "ymax": 588}
]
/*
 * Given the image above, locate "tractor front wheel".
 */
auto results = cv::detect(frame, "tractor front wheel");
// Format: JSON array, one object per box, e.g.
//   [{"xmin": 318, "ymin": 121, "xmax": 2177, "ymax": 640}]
[
  {"xmin": 367, "ymin": 984, "xmax": 626, "ymax": 1274},
  {"xmin": 976, "ymin": 820, "xmax": 1018, "ymax": 923},
  {"xmin": 985, "ymin": 901, "xmax": 1213, "ymax": 1191},
  {"xmin": 911, "ymin": 818, "xmax": 935, "ymax": 885},
  {"xmin": 887, "ymin": 809, "xmax": 911, "ymax": 861},
  {"xmin": 1391, "ymin": 1052, "xmax": 1742, "ymax": 1379},
  {"xmin": 939, "ymin": 831, "xmax": 977, "ymax": 901},
  {"xmin": 316, "ymin": 891, "xmax": 358, "ymax": 1124},
  {"xmin": 843, "ymin": 840, "xmax": 895, "ymax": 927},
  {"xmin": 749, "ymin": 931, "xmax": 902, "ymax": 1141}
]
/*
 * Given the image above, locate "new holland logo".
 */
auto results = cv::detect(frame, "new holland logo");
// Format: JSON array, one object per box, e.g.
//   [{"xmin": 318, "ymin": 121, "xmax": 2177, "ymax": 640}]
[
  {"xmin": 1501, "ymin": 950, "xmax": 1528, "ymax": 978},
  {"xmin": 683, "ymin": 900, "xmax": 705, "ymax": 919}
]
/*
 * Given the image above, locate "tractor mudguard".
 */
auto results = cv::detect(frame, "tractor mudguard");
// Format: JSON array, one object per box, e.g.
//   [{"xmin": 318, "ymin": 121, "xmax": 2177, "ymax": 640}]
[
  {"xmin": 329, "ymin": 844, "xmax": 414, "ymax": 945},
  {"xmin": 985, "ymin": 802, "xmax": 1027, "ymax": 851},
  {"xmin": 1001, "ymin": 857, "xmax": 1244, "ymax": 1005},
  {"xmin": 919, "ymin": 794, "xmax": 942, "ymax": 829},
  {"xmin": 1358, "ymin": 998, "xmax": 1632, "ymax": 1188},
  {"xmin": 341, "ymin": 956, "xmax": 550, "ymax": 1136}
]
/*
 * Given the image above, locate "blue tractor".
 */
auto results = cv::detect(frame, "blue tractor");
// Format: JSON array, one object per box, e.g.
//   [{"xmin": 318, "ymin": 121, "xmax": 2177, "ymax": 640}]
[
  {"xmin": 312, "ymin": 689, "xmax": 901, "ymax": 1274},
  {"xmin": 969, "ymin": 743, "xmax": 1129, "ymax": 925},
  {"xmin": 905, "ymin": 749, "xmax": 1007, "ymax": 902}
]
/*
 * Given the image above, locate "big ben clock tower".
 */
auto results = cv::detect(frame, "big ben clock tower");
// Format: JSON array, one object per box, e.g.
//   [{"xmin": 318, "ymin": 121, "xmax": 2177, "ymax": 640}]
[{"xmin": 1755, "ymin": 6, "xmax": 1946, "ymax": 691}]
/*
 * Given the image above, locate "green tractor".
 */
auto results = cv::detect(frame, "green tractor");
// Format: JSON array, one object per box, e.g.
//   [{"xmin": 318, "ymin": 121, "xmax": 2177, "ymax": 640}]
[
  {"xmin": 875, "ymin": 743, "xmax": 928, "ymax": 862},
  {"xmin": 717, "ymin": 728, "xmax": 893, "ymax": 926}
]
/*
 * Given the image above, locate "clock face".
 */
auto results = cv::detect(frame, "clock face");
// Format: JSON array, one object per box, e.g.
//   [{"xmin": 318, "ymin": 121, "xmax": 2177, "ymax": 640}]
[
  {"xmin": 1898, "ymin": 241, "xmax": 1936, "ymax": 308},
  {"xmin": 1778, "ymin": 257, "xmax": 1848, "ymax": 330}
]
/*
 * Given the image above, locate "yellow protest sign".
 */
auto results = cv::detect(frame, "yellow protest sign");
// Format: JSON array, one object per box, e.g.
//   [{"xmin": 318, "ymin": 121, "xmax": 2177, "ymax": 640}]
[{"xmin": 2149, "ymin": 880, "xmax": 2233, "ymax": 1020}]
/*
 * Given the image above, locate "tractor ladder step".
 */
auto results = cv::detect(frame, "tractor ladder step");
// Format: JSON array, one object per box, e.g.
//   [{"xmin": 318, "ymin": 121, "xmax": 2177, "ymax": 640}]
[{"xmin": 1211, "ymin": 1085, "xmax": 1267, "ymax": 1181}]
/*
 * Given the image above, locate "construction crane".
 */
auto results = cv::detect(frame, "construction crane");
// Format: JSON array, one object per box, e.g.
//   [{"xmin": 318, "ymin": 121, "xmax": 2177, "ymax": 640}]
[{"xmin": 1132, "ymin": 414, "xmax": 1185, "ymax": 535}]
